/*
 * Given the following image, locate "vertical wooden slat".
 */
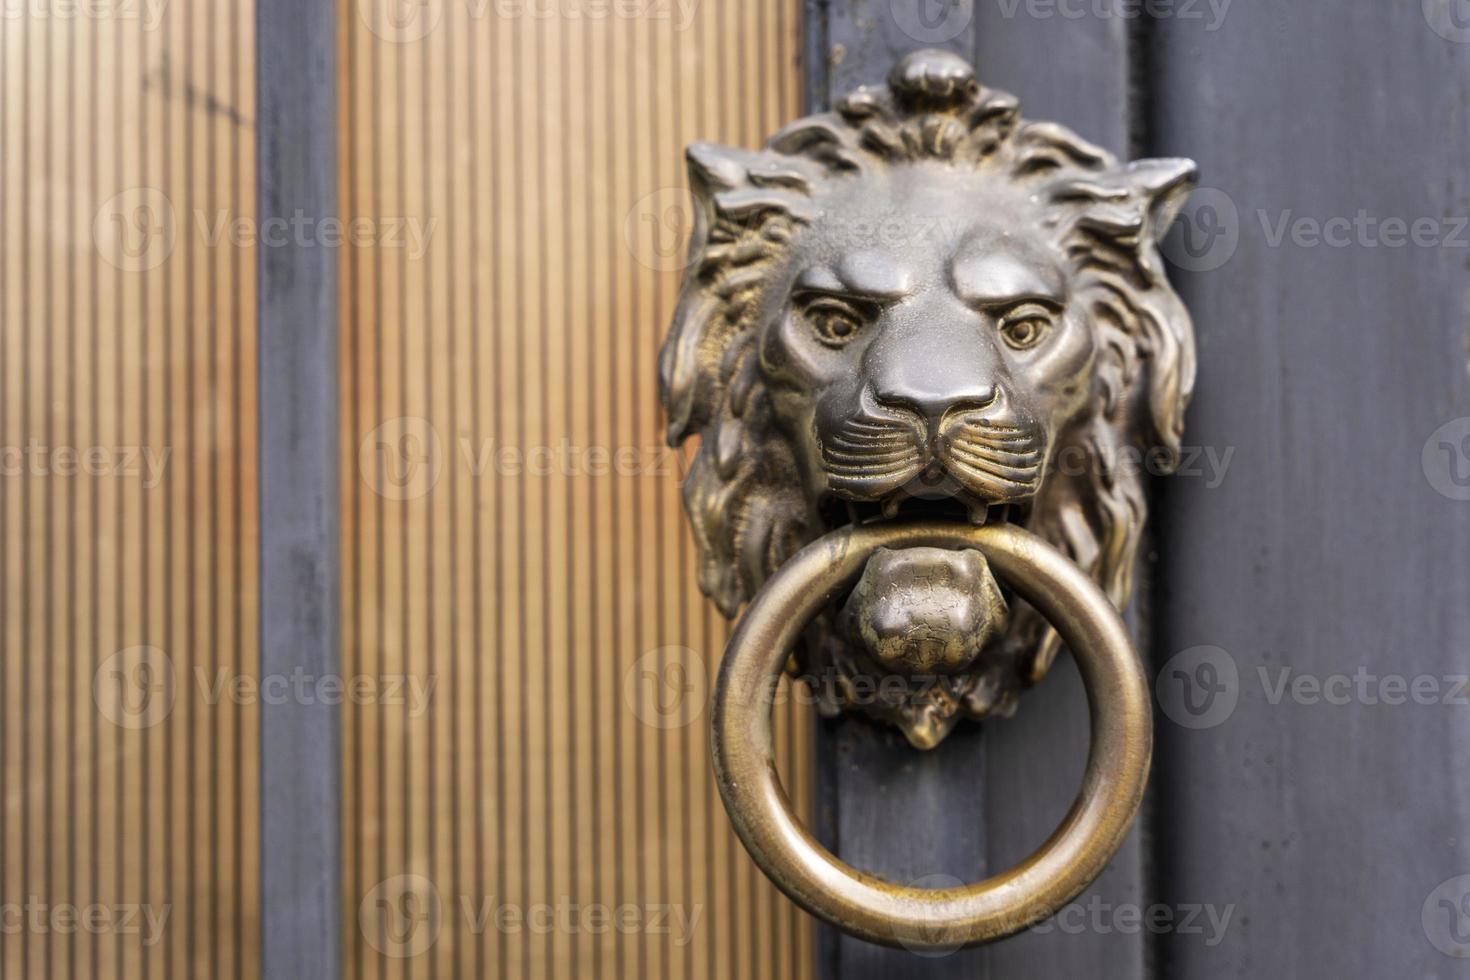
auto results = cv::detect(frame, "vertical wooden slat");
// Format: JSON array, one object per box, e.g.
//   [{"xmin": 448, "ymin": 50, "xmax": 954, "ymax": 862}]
[
  {"xmin": 339, "ymin": 1, "xmax": 808, "ymax": 976},
  {"xmin": 2, "ymin": 1, "xmax": 260, "ymax": 978}
]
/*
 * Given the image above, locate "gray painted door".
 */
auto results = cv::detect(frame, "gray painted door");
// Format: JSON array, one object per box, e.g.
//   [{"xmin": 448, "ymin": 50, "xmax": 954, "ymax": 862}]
[
  {"xmin": 1149, "ymin": 2, "xmax": 1470, "ymax": 975},
  {"xmin": 810, "ymin": 1, "xmax": 1470, "ymax": 977}
]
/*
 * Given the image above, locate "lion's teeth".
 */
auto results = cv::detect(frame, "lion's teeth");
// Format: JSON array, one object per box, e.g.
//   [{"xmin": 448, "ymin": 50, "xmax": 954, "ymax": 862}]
[{"xmin": 881, "ymin": 495, "xmax": 903, "ymax": 519}]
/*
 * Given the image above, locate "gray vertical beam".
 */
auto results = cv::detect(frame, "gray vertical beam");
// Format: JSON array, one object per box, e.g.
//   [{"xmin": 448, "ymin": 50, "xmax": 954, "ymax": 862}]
[
  {"xmin": 808, "ymin": 10, "xmax": 989, "ymax": 976},
  {"xmin": 971, "ymin": 6, "xmax": 1144, "ymax": 978},
  {"xmin": 819, "ymin": 0, "xmax": 978, "ymax": 95},
  {"xmin": 257, "ymin": 0, "xmax": 341, "ymax": 976},
  {"xmin": 814, "ymin": 720, "xmax": 989, "ymax": 979},
  {"xmin": 809, "ymin": 2, "xmax": 1144, "ymax": 977},
  {"xmin": 1149, "ymin": 3, "xmax": 1470, "ymax": 976}
]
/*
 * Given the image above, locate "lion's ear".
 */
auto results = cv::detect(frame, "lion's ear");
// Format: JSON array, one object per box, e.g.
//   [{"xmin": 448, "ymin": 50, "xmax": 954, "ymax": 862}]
[
  {"xmin": 686, "ymin": 141, "xmax": 754, "ymax": 190},
  {"xmin": 660, "ymin": 143, "xmax": 819, "ymax": 447},
  {"xmin": 686, "ymin": 141, "xmax": 819, "ymax": 221},
  {"xmin": 1123, "ymin": 157, "xmax": 1197, "ymax": 462},
  {"xmin": 1050, "ymin": 156, "xmax": 1196, "ymax": 249},
  {"xmin": 1126, "ymin": 156, "xmax": 1197, "ymax": 244},
  {"xmin": 677, "ymin": 142, "xmax": 758, "ymax": 283},
  {"xmin": 1046, "ymin": 156, "xmax": 1198, "ymax": 463},
  {"xmin": 656, "ymin": 143, "xmax": 754, "ymax": 447}
]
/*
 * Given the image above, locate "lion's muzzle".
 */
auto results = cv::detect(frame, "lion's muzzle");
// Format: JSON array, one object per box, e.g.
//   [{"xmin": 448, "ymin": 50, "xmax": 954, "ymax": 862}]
[{"xmin": 819, "ymin": 402, "xmax": 1046, "ymax": 508}]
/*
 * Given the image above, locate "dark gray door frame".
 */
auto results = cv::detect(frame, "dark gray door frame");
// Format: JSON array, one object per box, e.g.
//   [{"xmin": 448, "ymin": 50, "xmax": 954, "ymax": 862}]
[{"xmin": 256, "ymin": 0, "xmax": 340, "ymax": 977}]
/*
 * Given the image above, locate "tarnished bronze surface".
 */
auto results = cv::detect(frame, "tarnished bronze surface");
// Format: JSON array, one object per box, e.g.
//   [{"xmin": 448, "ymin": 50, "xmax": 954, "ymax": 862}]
[
  {"xmin": 841, "ymin": 546, "xmax": 1009, "ymax": 676},
  {"xmin": 710, "ymin": 521, "xmax": 1151, "ymax": 950},
  {"xmin": 659, "ymin": 48, "xmax": 1196, "ymax": 746},
  {"xmin": 659, "ymin": 47, "xmax": 1194, "ymax": 948}
]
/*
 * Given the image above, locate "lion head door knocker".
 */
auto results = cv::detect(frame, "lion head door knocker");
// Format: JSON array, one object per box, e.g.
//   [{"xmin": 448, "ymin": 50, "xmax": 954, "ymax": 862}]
[{"xmin": 658, "ymin": 50, "xmax": 1196, "ymax": 949}]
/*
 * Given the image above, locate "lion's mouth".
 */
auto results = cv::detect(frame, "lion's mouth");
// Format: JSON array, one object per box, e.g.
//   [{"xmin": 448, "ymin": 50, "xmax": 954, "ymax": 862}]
[
  {"xmin": 805, "ymin": 417, "xmax": 1046, "ymax": 742},
  {"xmin": 819, "ymin": 482, "xmax": 1030, "ymax": 531},
  {"xmin": 814, "ymin": 477, "xmax": 1028, "ymax": 740}
]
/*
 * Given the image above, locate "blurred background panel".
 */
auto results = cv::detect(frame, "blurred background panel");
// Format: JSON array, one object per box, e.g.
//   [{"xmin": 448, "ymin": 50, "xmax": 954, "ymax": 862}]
[
  {"xmin": 336, "ymin": 1, "xmax": 811, "ymax": 978},
  {"xmin": 1, "ymin": 1, "xmax": 259, "ymax": 979}
]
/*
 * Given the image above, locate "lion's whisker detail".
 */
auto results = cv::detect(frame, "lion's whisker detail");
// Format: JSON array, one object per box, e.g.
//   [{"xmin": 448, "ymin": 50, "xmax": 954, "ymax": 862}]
[
  {"xmin": 827, "ymin": 430, "xmax": 915, "ymax": 447},
  {"xmin": 952, "ymin": 425, "xmax": 1036, "ymax": 443},
  {"xmin": 825, "ymin": 441, "xmax": 918, "ymax": 460},
  {"xmin": 955, "ymin": 427, "xmax": 1026, "ymax": 437},
  {"xmin": 824, "ymin": 456, "xmax": 923, "ymax": 473},
  {"xmin": 946, "ymin": 440, "xmax": 1043, "ymax": 461},
  {"xmin": 823, "ymin": 417, "xmax": 926, "ymax": 478},
  {"xmin": 948, "ymin": 450, "xmax": 1044, "ymax": 471},
  {"xmin": 959, "ymin": 464, "xmax": 1042, "ymax": 490},
  {"xmin": 823, "ymin": 444, "xmax": 924, "ymax": 464},
  {"xmin": 824, "ymin": 454, "xmax": 921, "ymax": 469},
  {"xmin": 948, "ymin": 449, "xmax": 1043, "ymax": 477},
  {"xmin": 845, "ymin": 419, "xmax": 911, "ymax": 433},
  {"xmin": 954, "ymin": 419, "xmax": 1026, "ymax": 432},
  {"xmin": 823, "ymin": 463, "xmax": 924, "ymax": 481}
]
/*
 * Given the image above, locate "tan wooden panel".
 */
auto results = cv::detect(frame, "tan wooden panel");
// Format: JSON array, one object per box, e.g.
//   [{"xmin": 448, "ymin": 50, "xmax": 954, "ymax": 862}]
[
  {"xmin": 339, "ymin": 1, "xmax": 812, "ymax": 977},
  {"xmin": 0, "ymin": 1, "xmax": 259, "ymax": 979}
]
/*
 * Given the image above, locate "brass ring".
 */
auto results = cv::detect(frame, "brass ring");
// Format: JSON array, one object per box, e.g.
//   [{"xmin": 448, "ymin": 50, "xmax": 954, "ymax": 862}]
[{"xmin": 710, "ymin": 520, "xmax": 1151, "ymax": 950}]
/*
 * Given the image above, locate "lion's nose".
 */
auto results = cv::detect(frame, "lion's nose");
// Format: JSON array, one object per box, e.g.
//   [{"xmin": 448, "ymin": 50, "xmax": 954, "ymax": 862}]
[
  {"xmin": 863, "ymin": 310, "xmax": 1003, "ymax": 429},
  {"xmin": 873, "ymin": 382, "xmax": 996, "ymax": 429}
]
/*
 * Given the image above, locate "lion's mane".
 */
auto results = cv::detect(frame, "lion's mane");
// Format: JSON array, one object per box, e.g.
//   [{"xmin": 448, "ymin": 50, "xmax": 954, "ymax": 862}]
[{"xmin": 659, "ymin": 53, "xmax": 1196, "ymax": 723}]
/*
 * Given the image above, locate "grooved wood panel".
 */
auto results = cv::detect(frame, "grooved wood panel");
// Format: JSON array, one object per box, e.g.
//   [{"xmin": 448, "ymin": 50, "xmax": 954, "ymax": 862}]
[
  {"xmin": 337, "ymin": 2, "xmax": 812, "ymax": 978},
  {"xmin": 0, "ymin": 2, "xmax": 260, "ymax": 979}
]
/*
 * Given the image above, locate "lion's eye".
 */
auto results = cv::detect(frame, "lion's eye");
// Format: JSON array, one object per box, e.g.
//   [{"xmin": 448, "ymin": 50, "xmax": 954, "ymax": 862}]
[
  {"xmin": 802, "ymin": 298, "xmax": 867, "ymax": 349},
  {"xmin": 997, "ymin": 305, "xmax": 1055, "ymax": 351}
]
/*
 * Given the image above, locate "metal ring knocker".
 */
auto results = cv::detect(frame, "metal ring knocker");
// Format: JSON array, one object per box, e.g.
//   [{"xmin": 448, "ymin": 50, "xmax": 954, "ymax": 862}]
[{"xmin": 710, "ymin": 521, "xmax": 1152, "ymax": 951}]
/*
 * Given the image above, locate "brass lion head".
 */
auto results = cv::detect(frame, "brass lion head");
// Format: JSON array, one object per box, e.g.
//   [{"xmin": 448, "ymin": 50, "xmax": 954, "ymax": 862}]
[{"xmin": 659, "ymin": 50, "xmax": 1196, "ymax": 747}]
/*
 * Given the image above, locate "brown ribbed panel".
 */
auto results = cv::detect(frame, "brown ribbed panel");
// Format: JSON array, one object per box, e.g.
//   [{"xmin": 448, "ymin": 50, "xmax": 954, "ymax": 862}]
[
  {"xmin": 0, "ymin": 2, "xmax": 259, "ymax": 979},
  {"xmin": 339, "ymin": 1, "xmax": 811, "ymax": 977}
]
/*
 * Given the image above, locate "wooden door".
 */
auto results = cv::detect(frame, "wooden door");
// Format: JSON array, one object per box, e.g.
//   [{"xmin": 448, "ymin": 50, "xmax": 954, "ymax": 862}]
[
  {"xmin": 332, "ymin": 2, "xmax": 815, "ymax": 977},
  {"xmin": 2, "ymin": 4, "xmax": 261, "ymax": 978}
]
